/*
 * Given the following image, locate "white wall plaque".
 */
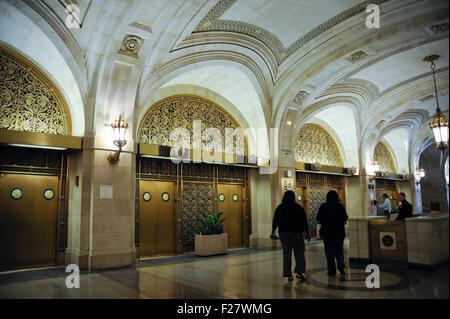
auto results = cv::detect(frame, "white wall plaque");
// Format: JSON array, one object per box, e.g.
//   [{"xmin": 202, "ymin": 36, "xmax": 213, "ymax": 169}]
[{"xmin": 100, "ymin": 185, "xmax": 113, "ymax": 199}]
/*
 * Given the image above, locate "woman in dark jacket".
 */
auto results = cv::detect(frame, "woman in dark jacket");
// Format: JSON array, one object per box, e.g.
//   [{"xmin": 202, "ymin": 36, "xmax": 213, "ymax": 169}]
[
  {"xmin": 316, "ymin": 190, "xmax": 348, "ymax": 278},
  {"xmin": 271, "ymin": 190, "xmax": 310, "ymax": 281}
]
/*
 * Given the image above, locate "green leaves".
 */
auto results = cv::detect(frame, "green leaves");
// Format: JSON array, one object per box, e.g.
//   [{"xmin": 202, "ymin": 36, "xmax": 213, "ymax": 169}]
[
  {"xmin": 195, "ymin": 212, "xmax": 226, "ymax": 235},
  {"xmin": 391, "ymin": 205, "xmax": 398, "ymax": 214}
]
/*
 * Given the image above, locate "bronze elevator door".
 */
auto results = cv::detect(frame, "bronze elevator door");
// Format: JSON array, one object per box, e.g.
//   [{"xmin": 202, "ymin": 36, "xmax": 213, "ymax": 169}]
[
  {"xmin": 218, "ymin": 184, "xmax": 244, "ymax": 249},
  {"xmin": 139, "ymin": 180, "xmax": 176, "ymax": 257},
  {"xmin": 0, "ymin": 173, "xmax": 59, "ymax": 270}
]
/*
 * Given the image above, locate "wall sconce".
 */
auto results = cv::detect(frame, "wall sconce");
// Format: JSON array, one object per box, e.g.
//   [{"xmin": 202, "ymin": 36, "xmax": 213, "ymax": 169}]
[
  {"xmin": 415, "ymin": 168, "xmax": 425, "ymax": 185},
  {"xmin": 107, "ymin": 115, "xmax": 128, "ymax": 165}
]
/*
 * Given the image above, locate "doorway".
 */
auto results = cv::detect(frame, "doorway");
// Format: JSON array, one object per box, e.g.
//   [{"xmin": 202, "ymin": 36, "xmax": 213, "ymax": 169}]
[
  {"xmin": 0, "ymin": 173, "xmax": 59, "ymax": 270},
  {"xmin": 217, "ymin": 184, "xmax": 245, "ymax": 249},
  {"xmin": 139, "ymin": 180, "xmax": 176, "ymax": 257}
]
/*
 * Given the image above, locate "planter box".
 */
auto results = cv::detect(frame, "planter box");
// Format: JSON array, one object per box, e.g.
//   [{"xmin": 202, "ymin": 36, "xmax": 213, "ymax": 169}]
[{"xmin": 195, "ymin": 233, "xmax": 228, "ymax": 256}]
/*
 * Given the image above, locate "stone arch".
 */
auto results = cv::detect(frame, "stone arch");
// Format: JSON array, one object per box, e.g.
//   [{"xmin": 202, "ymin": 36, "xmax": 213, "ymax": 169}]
[
  {"xmin": 374, "ymin": 141, "xmax": 397, "ymax": 174},
  {"xmin": 0, "ymin": 45, "xmax": 71, "ymax": 135},
  {"xmin": 295, "ymin": 123, "xmax": 344, "ymax": 167}
]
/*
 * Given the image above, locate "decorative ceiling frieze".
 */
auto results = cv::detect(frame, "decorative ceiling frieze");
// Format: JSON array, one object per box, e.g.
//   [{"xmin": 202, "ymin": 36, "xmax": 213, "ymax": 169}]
[
  {"xmin": 345, "ymin": 50, "xmax": 369, "ymax": 64},
  {"xmin": 336, "ymin": 35, "xmax": 448, "ymax": 84},
  {"xmin": 327, "ymin": 66, "xmax": 449, "ymax": 105},
  {"xmin": 193, "ymin": 0, "xmax": 390, "ymax": 66},
  {"xmin": 377, "ymin": 66, "xmax": 449, "ymax": 100}
]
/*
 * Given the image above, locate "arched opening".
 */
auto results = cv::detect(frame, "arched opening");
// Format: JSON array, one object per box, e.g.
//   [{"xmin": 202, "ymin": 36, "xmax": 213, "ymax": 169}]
[
  {"xmin": 373, "ymin": 141, "xmax": 399, "ymax": 215},
  {"xmin": 294, "ymin": 123, "xmax": 346, "ymax": 237},
  {"xmin": 136, "ymin": 94, "xmax": 251, "ymax": 256},
  {"xmin": 0, "ymin": 46, "xmax": 73, "ymax": 270}
]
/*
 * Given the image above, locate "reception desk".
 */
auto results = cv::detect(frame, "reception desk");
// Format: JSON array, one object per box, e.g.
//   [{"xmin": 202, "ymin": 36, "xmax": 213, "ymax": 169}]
[{"xmin": 348, "ymin": 214, "xmax": 449, "ymax": 270}]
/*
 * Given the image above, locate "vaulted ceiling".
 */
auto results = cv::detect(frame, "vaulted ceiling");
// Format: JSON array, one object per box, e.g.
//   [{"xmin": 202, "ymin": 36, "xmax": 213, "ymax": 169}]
[{"xmin": 1, "ymin": 0, "xmax": 448, "ymax": 169}]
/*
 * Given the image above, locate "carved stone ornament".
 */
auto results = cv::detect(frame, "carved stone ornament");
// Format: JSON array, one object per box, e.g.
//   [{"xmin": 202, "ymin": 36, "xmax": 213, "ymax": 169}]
[
  {"xmin": 346, "ymin": 50, "xmax": 368, "ymax": 63},
  {"xmin": 118, "ymin": 34, "xmax": 144, "ymax": 57},
  {"xmin": 294, "ymin": 90, "xmax": 308, "ymax": 104}
]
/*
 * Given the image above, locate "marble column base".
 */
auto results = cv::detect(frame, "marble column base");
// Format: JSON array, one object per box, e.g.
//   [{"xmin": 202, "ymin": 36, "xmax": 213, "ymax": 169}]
[
  {"xmin": 250, "ymin": 235, "xmax": 281, "ymax": 249},
  {"xmin": 65, "ymin": 249, "xmax": 89, "ymax": 270},
  {"xmin": 88, "ymin": 251, "xmax": 136, "ymax": 270}
]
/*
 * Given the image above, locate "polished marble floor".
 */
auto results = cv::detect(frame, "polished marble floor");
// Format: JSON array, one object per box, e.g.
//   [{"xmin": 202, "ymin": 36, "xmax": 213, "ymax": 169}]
[{"xmin": 0, "ymin": 240, "xmax": 448, "ymax": 299}]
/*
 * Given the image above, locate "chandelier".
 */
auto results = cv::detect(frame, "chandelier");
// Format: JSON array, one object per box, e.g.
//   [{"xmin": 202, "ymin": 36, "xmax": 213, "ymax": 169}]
[{"xmin": 424, "ymin": 55, "xmax": 448, "ymax": 151}]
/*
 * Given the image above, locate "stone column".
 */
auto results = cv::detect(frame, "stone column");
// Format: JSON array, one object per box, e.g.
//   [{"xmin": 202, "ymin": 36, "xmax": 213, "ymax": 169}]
[
  {"xmin": 66, "ymin": 55, "xmax": 139, "ymax": 270},
  {"xmin": 66, "ymin": 135, "xmax": 136, "ymax": 270},
  {"xmin": 66, "ymin": 141, "xmax": 93, "ymax": 270},
  {"xmin": 249, "ymin": 169, "xmax": 274, "ymax": 248}
]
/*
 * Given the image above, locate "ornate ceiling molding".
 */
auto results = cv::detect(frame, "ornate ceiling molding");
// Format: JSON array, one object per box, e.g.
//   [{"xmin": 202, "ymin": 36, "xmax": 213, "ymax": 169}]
[
  {"xmin": 336, "ymin": 34, "xmax": 449, "ymax": 84},
  {"xmin": 193, "ymin": 0, "xmax": 389, "ymax": 66},
  {"xmin": 377, "ymin": 66, "xmax": 449, "ymax": 100},
  {"xmin": 327, "ymin": 66, "xmax": 449, "ymax": 106}
]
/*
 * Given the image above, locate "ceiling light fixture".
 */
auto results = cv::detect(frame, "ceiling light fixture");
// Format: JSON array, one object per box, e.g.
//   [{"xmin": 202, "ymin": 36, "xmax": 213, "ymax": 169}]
[{"xmin": 424, "ymin": 55, "xmax": 448, "ymax": 151}]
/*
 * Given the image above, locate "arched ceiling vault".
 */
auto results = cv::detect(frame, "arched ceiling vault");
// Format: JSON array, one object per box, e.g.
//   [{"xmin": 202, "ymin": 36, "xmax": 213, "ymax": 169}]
[{"xmin": 1, "ymin": 0, "xmax": 448, "ymax": 170}]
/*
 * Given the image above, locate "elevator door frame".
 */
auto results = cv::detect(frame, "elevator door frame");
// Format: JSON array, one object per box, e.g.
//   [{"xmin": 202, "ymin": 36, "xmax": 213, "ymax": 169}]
[
  {"xmin": 296, "ymin": 172, "xmax": 346, "ymax": 237},
  {"xmin": 138, "ymin": 179, "xmax": 178, "ymax": 258},
  {"xmin": 135, "ymin": 157, "xmax": 251, "ymax": 258},
  {"xmin": 217, "ymin": 183, "xmax": 246, "ymax": 249},
  {"xmin": 0, "ymin": 170, "xmax": 65, "ymax": 271}
]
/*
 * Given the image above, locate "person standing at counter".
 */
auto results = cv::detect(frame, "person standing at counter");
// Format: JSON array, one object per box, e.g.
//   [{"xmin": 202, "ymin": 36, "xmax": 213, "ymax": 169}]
[
  {"xmin": 395, "ymin": 192, "xmax": 413, "ymax": 221},
  {"xmin": 378, "ymin": 193, "xmax": 392, "ymax": 220}
]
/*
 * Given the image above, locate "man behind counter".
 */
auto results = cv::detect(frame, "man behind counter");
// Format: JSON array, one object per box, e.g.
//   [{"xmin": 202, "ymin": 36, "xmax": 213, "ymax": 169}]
[{"xmin": 395, "ymin": 192, "xmax": 413, "ymax": 221}]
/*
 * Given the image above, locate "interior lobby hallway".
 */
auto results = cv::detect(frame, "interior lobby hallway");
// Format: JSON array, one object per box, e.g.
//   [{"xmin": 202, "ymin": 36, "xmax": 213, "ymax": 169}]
[{"xmin": 0, "ymin": 240, "xmax": 447, "ymax": 299}]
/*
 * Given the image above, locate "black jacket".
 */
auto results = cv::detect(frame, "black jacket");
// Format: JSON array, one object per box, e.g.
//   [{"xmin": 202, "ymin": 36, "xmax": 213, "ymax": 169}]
[
  {"xmin": 316, "ymin": 202, "xmax": 348, "ymax": 239},
  {"xmin": 395, "ymin": 200, "xmax": 413, "ymax": 220},
  {"xmin": 272, "ymin": 202, "xmax": 309, "ymax": 234}
]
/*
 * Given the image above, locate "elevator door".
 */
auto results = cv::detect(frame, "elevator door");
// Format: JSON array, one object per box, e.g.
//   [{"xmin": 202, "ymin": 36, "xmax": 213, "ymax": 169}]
[
  {"xmin": 0, "ymin": 173, "xmax": 59, "ymax": 270},
  {"xmin": 139, "ymin": 180, "xmax": 176, "ymax": 257},
  {"xmin": 217, "ymin": 184, "xmax": 244, "ymax": 249}
]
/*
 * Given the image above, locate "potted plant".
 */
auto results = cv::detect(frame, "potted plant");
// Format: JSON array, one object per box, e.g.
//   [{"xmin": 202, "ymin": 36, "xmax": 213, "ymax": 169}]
[{"xmin": 194, "ymin": 212, "xmax": 228, "ymax": 256}]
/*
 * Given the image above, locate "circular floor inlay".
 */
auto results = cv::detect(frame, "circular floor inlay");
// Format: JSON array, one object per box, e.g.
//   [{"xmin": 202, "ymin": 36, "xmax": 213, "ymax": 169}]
[{"xmin": 305, "ymin": 267, "xmax": 420, "ymax": 291}]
